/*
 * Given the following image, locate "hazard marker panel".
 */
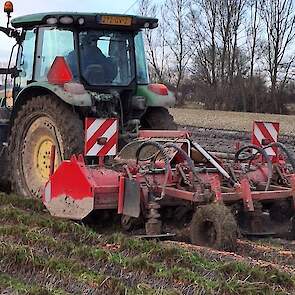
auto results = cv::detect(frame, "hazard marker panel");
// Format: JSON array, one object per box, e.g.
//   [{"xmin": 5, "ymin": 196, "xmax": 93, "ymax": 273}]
[
  {"xmin": 251, "ymin": 121, "xmax": 279, "ymax": 157},
  {"xmin": 85, "ymin": 118, "xmax": 118, "ymax": 157}
]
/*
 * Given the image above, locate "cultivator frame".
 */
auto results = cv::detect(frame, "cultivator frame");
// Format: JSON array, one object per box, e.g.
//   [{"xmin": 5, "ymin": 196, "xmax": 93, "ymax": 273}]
[{"xmin": 43, "ymin": 118, "xmax": 295, "ymax": 250}]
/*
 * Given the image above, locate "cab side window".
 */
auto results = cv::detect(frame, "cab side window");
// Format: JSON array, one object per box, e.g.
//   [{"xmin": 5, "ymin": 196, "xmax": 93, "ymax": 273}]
[
  {"xmin": 35, "ymin": 28, "xmax": 75, "ymax": 81},
  {"xmin": 17, "ymin": 29, "xmax": 36, "ymax": 88}
]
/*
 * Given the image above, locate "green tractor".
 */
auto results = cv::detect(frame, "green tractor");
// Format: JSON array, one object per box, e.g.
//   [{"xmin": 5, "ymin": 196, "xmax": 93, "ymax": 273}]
[{"xmin": 0, "ymin": 2, "xmax": 176, "ymax": 197}]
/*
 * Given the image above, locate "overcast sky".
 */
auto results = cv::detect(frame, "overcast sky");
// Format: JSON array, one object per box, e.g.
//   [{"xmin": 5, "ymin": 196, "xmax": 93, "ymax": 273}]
[{"xmin": 0, "ymin": 0, "xmax": 138, "ymax": 59}]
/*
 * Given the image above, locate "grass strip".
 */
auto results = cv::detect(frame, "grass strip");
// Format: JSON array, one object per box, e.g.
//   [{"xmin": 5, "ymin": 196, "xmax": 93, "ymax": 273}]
[
  {"xmin": 0, "ymin": 242, "xmax": 129, "ymax": 294},
  {"xmin": 110, "ymin": 233, "xmax": 295, "ymax": 289},
  {"xmin": 1, "ymin": 197, "xmax": 294, "ymax": 294},
  {"xmin": 0, "ymin": 193, "xmax": 44, "ymax": 212},
  {"xmin": 0, "ymin": 241, "xmax": 182, "ymax": 295},
  {"xmin": 0, "ymin": 223, "xmax": 290, "ymax": 295},
  {"xmin": 0, "ymin": 272, "xmax": 68, "ymax": 295},
  {"xmin": 0, "ymin": 205, "xmax": 99, "ymax": 243}
]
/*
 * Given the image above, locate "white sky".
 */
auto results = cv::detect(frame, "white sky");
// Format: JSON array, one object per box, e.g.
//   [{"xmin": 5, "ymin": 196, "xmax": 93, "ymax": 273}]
[{"xmin": 0, "ymin": 0, "xmax": 138, "ymax": 59}]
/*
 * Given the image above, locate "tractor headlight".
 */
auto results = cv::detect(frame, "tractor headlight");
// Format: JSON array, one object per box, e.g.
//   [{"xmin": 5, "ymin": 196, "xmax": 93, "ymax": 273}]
[
  {"xmin": 78, "ymin": 17, "xmax": 85, "ymax": 25},
  {"xmin": 46, "ymin": 17, "xmax": 58, "ymax": 25},
  {"xmin": 59, "ymin": 16, "xmax": 74, "ymax": 25}
]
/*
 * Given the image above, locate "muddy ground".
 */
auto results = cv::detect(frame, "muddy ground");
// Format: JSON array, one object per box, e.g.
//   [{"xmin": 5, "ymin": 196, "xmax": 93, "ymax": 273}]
[
  {"xmin": 183, "ymin": 125, "xmax": 295, "ymax": 156},
  {"xmin": 171, "ymin": 108, "xmax": 295, "ymax": 136}
]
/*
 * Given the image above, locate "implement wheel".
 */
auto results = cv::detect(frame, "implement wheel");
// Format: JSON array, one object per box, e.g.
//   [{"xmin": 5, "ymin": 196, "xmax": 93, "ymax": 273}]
[
  {"xmin": 9, "ymin": 95, "xmax": 84, "ymax": 198},
  {"xmin": 141, "ymin": 107, "xmax": 177, "ymax": 130},
  {"xmin": 269, "ymin": 200, "xmax": 293, "ymax": 223},
  {"xmin": 190, "ymin": 203, "xmax": 238, "ymax": 251}
]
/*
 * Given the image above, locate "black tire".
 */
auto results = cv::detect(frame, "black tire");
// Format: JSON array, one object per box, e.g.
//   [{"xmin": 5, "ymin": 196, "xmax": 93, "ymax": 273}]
[
  {"xmin": 121, "ymin": 215, "xmax": 142, "ymax": 232},
  {"xmin": 0, "ymin": 149, "xmax": 10, "ymax": 193},
  {"xmin": 269, "ymin": 200, "xmax": 293, "ymax": 223},
  {"xmin": 9, "ymin": 95, "xmax": 84, "ymax": 198},
  {"xmin": 190, "ymin": 203, "xmax": 238, "ymax": 251},
  {"xmin": 141, "ymin": 107, "xmax": 177, "ymax": 130}
]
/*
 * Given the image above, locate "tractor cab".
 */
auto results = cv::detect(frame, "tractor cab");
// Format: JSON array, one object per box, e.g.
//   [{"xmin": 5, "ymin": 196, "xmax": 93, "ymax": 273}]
[{"xmin": 11, "ymin": 13, "xmax": 154, "ymax": 92}]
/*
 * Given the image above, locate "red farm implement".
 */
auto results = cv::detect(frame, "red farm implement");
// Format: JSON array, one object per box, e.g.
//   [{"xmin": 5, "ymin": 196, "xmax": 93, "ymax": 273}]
[{"xmin": 43, "ymin": 119, "xmax": 295, "ymax": 250}]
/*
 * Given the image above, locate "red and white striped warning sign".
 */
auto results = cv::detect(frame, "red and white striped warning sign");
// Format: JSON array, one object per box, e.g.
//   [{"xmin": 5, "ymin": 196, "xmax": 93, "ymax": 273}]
[
  {"xmin": 85, "ymin": 118, "xmax": 118, "ymax": 157},
  {"xmin": 251, "ymin": 121, "xmax": 279, "ymax": 156}
]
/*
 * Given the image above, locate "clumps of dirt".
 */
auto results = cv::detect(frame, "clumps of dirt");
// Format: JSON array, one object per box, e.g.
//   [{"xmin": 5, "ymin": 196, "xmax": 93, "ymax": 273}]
[
  {"xmin": 237, "ymin": 239, "xmax": 295, "ymax": 272},
  {"xmin": 170, "ymin": 108, "xmax": 295, "ymax": 156}
]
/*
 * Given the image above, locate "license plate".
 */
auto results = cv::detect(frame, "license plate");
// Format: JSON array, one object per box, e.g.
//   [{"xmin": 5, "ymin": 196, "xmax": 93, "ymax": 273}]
[{"xmin": 100, "ymin": 15, "xmax": 132, "ymax": 26}]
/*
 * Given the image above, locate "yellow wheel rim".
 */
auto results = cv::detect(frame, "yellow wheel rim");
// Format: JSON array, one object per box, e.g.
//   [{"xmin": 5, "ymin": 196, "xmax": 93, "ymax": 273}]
[
  {"xmin": 34, "ymin": 136, "xmax": 55, "ymax": 180},
  {"xmin": 21, "ymin": 116, "xmax": 64, "ymax": 198}
]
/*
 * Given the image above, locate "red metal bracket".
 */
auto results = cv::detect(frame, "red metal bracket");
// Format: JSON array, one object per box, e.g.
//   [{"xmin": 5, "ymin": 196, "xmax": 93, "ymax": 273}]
[
  {"xmin": 210, "ymin": 175, "xmax": 222, "ymax": 202},
  {"xmin": 118, "ymin": 176, "xmax": 125, "ymax": 214},
  {"xmin": 289, "ymin": 174, "xmax": 295, "ymax": 210},
  {"xmin": 138, "ymin": 130, "xmax": 190, "ymax": 139},
  {"xmin": 49, "ymin": 145, "xmax": 56, "ymax": 177},
  {"xmin": 237, "ymin": 178, "xmax": 254, "ymax": 211}
]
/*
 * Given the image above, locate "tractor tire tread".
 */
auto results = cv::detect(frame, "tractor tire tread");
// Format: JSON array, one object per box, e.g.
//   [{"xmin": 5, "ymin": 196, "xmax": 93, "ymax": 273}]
[{"xmin": 142, "ymin": 107, "xmax": 177, "ymax": 130}]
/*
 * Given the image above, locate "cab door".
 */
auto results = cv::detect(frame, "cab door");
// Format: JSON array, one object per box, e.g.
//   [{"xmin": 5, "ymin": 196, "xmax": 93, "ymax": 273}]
[{"xmin": 14, "ymin": 29, "xmax": 36, "ymax": 100}]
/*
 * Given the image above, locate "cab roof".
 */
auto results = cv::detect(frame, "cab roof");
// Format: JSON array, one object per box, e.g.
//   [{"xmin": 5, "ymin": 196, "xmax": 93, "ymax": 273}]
[{"xmin": 11, "ymin": 12, "xmax": 158, "ymax": 30}]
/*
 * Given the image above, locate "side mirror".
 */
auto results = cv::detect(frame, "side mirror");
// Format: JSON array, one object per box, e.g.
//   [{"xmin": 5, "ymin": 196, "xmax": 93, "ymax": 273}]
[{"xmin": 4, "ymin": 1, "xmax": 13, "ymax": 28}]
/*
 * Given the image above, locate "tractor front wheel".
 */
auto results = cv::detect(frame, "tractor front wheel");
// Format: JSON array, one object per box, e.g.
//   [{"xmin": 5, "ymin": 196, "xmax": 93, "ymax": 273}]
[
  {"xmin": 9, "ymin": 95, "xmax": 84, "ymax": 198},
  {"xmin": 190, "ymin": 203, "xmax": 238, "ymax": 251},
  {"xmin": 141, "ymin": 107, "xmax": 177, "ymax": 130}
]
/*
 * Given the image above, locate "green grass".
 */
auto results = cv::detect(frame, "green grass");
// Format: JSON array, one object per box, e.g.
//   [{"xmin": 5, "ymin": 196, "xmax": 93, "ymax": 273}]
[
  {"xmin": 0, "ymin": 272, "xmax": 68, "ymax": 295},
  {"xmin": 0, "ymin": 193, "xmax": 45, "ymax": 212},
  {"xmin": 0, "ymin": 193, "xmax": 294, "ymax": 295}
]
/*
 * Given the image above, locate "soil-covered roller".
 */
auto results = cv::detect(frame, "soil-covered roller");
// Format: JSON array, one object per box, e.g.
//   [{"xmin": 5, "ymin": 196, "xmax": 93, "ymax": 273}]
[{"xmin": 190, "ymin": 203, "xmax": 238, "ymax": 251}]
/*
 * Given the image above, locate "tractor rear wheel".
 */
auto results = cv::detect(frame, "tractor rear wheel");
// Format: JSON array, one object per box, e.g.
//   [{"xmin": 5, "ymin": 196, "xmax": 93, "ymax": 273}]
[
  {"xmin": 190, "ymin": 203, "xmax": 238, "ymax": 251},
  {"xmin": 141, "ymin": 107, "xmax": 177, "ymax": 130},
  {"xmin": 9, "ymin": 95, "xmax": 84, "ymax": 198}
]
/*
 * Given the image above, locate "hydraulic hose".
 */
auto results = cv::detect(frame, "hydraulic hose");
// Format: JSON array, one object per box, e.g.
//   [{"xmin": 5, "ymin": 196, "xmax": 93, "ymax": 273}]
[
  {"xmin": 136, "ymin": 141, "xmax": 171, "ymax": 200},
  {"xmin": 235, "ymin": 144, "xmax": 273, "ymax": 191},
  {"xmin": 263, "ymin": 142, "xmax": 295, "ymax": 172},
  {"xmin": 163, "ymin": 142, "xmax": 205, "ymax": 191}
]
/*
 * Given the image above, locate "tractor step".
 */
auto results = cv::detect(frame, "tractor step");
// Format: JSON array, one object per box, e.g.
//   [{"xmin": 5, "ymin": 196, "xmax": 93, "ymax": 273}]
[
  {"xmin": 0, "ymin": 107, "xmax": 10, "ymax": 144},
  {"xmin": 134, "ymin": 233, "xmax": 176, "ymax": 240},
  {"xmin": 241, "ymin": 231, "xmax": 276, "ymax": 237},
  {"xmin": 0, "ymin": 124, "xmax": 8, "ymax": 143}
]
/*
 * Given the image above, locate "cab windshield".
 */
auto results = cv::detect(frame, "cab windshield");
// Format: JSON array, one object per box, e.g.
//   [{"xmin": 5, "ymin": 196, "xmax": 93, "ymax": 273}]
[
  {"xmin": 76, "ymin": 30, "xmax": 135, "ymax": 86},
  {"xmin": 35, "ymin": 28, "xmax": 149, "ymax": 87}
]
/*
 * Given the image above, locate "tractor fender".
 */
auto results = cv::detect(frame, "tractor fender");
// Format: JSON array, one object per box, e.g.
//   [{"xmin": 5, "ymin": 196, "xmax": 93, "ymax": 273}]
[
  {"xmin": 14, "ymin": 82, "xmax": 92, "ymax": 109},
  {"xmin": 136, "ymin": 85, "xmax": 176, "ymax": 108}
]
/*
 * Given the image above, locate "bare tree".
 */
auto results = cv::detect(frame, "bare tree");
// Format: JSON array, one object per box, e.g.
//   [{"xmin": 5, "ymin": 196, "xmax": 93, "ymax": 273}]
[
  {"xmin": 190, "ymin": 0, "xmax": 218, "ymax": 85},
  {"xmin": 247, "ymin": 0, "xmax": 260, "ymax": 81},
  {"xmin": 189, "ymin": 0, "xmax": 220, "ymax": 108},
  {"xmin": 162, "ymin": 0, "xmax": 193, "ymax": 104},
  {"xmin": 217, "ymin": 0, "xmax": 247, "ymax": 84},
  {"xmin": 190, "ymin": 0, "xmax": 247, "ymax": 109},
  {"xmin": 260, "ymin": 0, "xmax": 295, "ymax": 113},
  {"xmin": 138, "ymin": 0, "xmax": 169, "ymax": 83},
  {"xmin": 244, "ymin": 0, "xmax": 261, "ymax": 111}
]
